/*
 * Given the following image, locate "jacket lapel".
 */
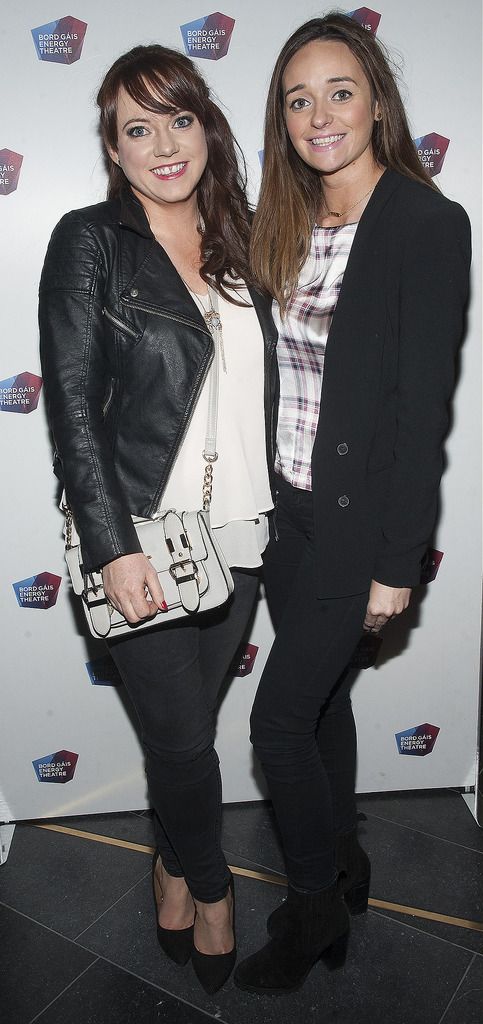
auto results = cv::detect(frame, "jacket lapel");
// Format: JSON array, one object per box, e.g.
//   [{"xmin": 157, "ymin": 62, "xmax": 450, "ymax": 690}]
[
  {"xmin": 323, "ymin": 169, "xmax": 403, "ymax": 383},
  {"xmin": 119, "ymin": 187, "xmax": 278, "ymax": 352},
  {"xmin": 248, "ymin": 285, "xmax": 278, "ymax": 357}
]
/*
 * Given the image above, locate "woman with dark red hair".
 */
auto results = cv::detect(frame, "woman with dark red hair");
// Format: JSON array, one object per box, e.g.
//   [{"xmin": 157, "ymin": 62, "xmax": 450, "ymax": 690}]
[{"xmin": 39, "ymin": 44, "xmax": 276, "ymax": 995}]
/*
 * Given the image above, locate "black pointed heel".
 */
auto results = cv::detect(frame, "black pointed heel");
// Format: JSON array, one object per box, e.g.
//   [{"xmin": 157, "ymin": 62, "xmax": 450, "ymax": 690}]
[
  {"xmin": 191, "ymin": 876, "xmax": 236, "ymax": 994},
  {"xmin": 191, "ymin": 944, "xmax": 236, "ymax": 995},
  {"xmin": 152, "ymin": 852, "xmax": 194, "ymax": 966}
]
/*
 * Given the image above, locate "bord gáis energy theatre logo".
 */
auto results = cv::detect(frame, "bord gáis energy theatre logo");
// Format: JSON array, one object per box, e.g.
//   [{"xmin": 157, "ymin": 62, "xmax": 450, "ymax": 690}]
[
  {"xmin": 414, "ymin": 133, "xmax": 450, "ymax": 177},
  {"xmin": 0, "ymin": 150, "xmax": 23, "ymax": 196},
  {"xmin": 31, "ymin": 15, "xmax": 87, "ymax": 64},
  {"xmin": 0, "ymin": 372, "xmax": 42, "ymax": 413},
  {"xmin": 231, "ymin": 642, "xmax": 259, "ymax": 678},
  {"xmin": 180, "ymin": 12, "xmax": 235, "ymax": 60},
  {"xmin": 86, "ymin": 655, "xmax": 122, "ymax": 686},
  {"xmin": 395, "ymin": 724, "xmax": 440, "ymax": 756},
  {"xmin": 13, "ymin": 572, "xmax": 62, "ymax": 610},
  {"xmin": 347, "ymin": 8, "xmax": 381, "ymax": 34},
  {"xmin": 33, "ymin": 750, "xmax": 79, "ymax": 783}
]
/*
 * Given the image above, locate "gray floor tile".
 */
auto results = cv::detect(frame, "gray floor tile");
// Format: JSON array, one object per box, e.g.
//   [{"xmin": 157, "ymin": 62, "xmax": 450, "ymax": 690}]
[
  {"xmin": 0, "ymin": 903, "xmax": 95, "ymax": 1024},
  {"xmin": 0, "ymin": 824, "xmax": 150, "ymax": 939},
  {"xmin": 32, "ymin": 959, "xmax": 216, "ymax": 1024},
  {"xmin": 221, "ymin": 802, "xmax": 285, "ymax": 874},
  {"xmin": 358, "ymin": 814, "xmax": 483, "ymax": 954},
  {"xmin": 439, "ymin": 954, "xmax": 483, "ymax": 1024},
  {"xmin": 358, "ymin": 790, "xmax": 483, "ymax": 852}
]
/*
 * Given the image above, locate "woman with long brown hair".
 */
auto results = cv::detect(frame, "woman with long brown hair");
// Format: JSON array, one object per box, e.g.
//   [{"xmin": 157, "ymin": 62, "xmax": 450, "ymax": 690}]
[
  {"xmin": 234, "ymin": 13, "xmax": 470, "ymax": 994},
  {"xmin": 39, "ymin": 44, "xmax": 276, "ymax": 994}
]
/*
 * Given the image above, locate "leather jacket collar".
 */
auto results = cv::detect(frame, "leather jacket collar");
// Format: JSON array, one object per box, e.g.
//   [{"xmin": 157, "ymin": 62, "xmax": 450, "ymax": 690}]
[
  {"xmin": 119, "ymin": 187, "xmax": 153, "ymax": 239},
  {"xmin": 116, "ymin": 187, "xmax": 277, "ymax": 362}
]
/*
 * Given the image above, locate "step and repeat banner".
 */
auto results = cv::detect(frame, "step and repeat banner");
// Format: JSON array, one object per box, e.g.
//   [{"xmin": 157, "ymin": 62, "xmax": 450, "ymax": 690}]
[{"xmin": 1, "ymin": 0, "xmax": 481, "ymax": 824}]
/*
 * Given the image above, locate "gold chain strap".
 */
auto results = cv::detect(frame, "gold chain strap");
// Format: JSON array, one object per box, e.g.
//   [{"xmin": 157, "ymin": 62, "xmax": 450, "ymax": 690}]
[{"xmin": 202, "ymin": 454, "xmax": 218, "ymax": 511}]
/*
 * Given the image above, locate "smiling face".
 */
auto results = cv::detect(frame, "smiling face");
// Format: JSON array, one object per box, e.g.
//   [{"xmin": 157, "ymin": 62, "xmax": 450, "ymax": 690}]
[
  {"xmin": 282, "ymin": 39, "xmax": 380, "ymax": 183},
  {"xmin": 108, "ymin": 85, "xmax": 208, "ymax": 217}
]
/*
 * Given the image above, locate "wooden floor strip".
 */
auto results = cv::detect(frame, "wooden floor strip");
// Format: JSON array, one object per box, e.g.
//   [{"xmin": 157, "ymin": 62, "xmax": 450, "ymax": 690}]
[
  {"xmin": 34, "ymin": 822, "xmax": 483, "ymax": 933},
  {"xmin": 36, "ymin": 822, "xmax": 155, "ymax": 854},
  {"xmin": 368, "ymin": 897, "xmax": 483, "ymax": 932}
]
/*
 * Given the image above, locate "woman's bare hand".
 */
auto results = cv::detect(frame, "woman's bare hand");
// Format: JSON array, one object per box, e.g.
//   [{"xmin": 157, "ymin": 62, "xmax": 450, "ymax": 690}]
[
  {"xmin": 363, "ymin": 580, "xmax": 411, "ymax": 633},
  {"xmin": 102, "ymin": 553, "xmax": 166, "ymax": 624}
]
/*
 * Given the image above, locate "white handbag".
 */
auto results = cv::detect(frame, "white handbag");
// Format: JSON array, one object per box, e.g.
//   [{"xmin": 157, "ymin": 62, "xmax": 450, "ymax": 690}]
[{"xmin": 64, "ymin": 286, "xmax": 234, "ymax": 639}]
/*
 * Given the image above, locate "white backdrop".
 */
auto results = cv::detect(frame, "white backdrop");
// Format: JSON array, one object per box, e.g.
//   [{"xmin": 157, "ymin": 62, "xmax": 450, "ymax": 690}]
[{"xmin": 1, "ymin": 0, "xmax": 481, "ymax": 829}]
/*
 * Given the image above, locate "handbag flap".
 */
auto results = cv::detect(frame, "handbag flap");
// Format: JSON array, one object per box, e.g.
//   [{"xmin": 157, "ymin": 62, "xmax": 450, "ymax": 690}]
[{"xmin": 135, "ymin": 511, "xmax": 208, "ymax": 569}]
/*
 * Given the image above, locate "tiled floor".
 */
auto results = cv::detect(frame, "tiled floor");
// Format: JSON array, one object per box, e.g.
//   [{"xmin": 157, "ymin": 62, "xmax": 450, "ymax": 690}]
[{"xmin": 1, "ymin": 791, "xmax": 482, "ymax": 1024}]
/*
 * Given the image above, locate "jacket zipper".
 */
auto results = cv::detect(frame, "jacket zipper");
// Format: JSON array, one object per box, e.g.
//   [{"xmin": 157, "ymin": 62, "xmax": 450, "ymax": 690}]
[
  {"xmin": 119, "ymin": 297, "xmax": 213, "ymax": 511},
  {"xmin": 152, "ymin": 347, "xmax": 214, "ymax": 514},
  {"xmin": 119, "ymin": 297, "xmax": 213, "ymax": 510},
  {"xmin": 102, "ymin": 378, "xmax": 115, "ymax": 417},
  {"xmin": 102, "ymin": 307, "xmax": 140, "ymax": 339},
  {"xmin": 121, "ymin": 297, "xmax": 211, "ymax": 337}
]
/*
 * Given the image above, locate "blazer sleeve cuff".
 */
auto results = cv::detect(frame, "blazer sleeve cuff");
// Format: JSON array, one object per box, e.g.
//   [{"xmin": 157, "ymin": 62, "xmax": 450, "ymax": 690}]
[{"xmin": 372, "ymin": 550, "xmax": 425, "ymax": 589}]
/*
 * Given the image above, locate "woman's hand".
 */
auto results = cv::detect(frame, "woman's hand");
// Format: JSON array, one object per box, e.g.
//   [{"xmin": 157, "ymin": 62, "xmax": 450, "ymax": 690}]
[
  {"xmin": 102, "ymin": 553, "xmax": 167, "ymax": 624},
  {"xmin": 363, "ymin": 580, "xmax": 411, "ymax": 633}
]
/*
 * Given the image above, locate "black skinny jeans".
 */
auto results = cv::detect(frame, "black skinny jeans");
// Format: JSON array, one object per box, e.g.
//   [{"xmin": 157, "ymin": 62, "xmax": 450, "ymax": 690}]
[
  {"xmin": 108, "ymin": 570, "xmax": 259, "ymax": 903},
  {"xmin": 251, "ymin": 475, "xmax": 368, "ymax": 891}
]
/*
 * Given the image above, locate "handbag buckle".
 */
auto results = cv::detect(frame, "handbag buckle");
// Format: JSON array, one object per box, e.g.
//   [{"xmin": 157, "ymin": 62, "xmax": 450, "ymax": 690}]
[{"xmin": 169, "ymin": 559, "xmax": 199, "ymax": 585}]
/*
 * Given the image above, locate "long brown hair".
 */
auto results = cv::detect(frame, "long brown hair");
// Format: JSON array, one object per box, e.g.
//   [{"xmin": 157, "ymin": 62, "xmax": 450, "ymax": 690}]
[
  {"xmin": 97, "ymin": 44, "xmax": 252, "ymax": 300},
  {"xmin": 251, "ymin": 13, "xmax": 437, "ymax": 311}
]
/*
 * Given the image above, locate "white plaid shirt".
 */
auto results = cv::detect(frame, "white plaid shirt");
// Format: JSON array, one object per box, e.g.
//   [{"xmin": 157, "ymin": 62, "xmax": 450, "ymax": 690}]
[{"xmin": 273, "ymin": 222, "xmax": 357, "ymax": 490}]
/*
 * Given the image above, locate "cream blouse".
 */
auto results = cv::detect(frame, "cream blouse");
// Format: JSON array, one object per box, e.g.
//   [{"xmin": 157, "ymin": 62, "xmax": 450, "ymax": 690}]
[{"xmin": 160, "ymin": 286, "xmax": 273, "ymax": 568}]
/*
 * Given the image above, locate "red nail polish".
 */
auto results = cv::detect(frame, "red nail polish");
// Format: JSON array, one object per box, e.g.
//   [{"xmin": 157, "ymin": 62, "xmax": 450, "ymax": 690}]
[{"xmin": 161, "ymin": 600, "xmax": 168, "ymax": 611}]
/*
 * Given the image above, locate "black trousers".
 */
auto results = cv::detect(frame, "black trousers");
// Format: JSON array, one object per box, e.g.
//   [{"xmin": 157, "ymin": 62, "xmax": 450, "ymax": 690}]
[
  {"xmin": 108, "ymin": 570, "xmax": 259, "ymax": 903},
  {"xmin": 251, "ymin": 475, "xmax": 368, "ymax": 891}
]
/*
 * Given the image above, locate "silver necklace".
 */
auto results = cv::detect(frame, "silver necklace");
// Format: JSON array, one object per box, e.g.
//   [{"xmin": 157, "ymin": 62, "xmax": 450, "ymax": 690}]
[{"xmin": 187, "ymin": 284, "xmax": 227, "ymax": 373}]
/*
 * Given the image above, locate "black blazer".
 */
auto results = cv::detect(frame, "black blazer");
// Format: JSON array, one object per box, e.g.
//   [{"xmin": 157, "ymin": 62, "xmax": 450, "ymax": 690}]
[{"xmin": 299, "ymin": 169, "xmax": 471, "ymax": 598}]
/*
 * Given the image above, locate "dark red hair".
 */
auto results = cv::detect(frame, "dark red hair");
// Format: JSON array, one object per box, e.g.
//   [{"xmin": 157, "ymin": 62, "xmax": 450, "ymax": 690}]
[{"xmin": 97, "ymin": 44, "xmax": 252, "ymax": 298}]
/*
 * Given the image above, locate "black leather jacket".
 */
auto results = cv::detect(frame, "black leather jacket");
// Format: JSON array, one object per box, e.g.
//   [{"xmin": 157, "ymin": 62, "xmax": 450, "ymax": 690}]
[{"xmin": 39, "ymin": 189, "xmax": 277, "ymax": 573}]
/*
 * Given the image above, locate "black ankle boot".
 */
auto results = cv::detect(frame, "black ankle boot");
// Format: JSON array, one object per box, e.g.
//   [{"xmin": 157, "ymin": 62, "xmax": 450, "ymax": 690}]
[
  {"xmin": 152, "ymin": 852, "xmax": 194, "ymax": 966},
  {"xmin": 267, "ymin": 829, "xmax": 370, "ymax": 938},
  {"xmin": 234, "ymin": 882, "xmax": 349, "ymax": 995},
  {"xmin": 336, "ymin": 828, "xmax": 371, "ymax": 914},
  {"xmin": 191, "ymin": 875, "xmax": 236, "ymax": 994}
]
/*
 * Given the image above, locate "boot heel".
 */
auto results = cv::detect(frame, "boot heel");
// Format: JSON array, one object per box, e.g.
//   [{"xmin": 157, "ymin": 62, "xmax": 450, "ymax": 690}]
[
  {"xmin": 344, "ymin": 876, "xmax": 370, "ymax": 915},
  {"xmin": 320, "ymin": 929, "xmax": 349, "ymax": 971}
]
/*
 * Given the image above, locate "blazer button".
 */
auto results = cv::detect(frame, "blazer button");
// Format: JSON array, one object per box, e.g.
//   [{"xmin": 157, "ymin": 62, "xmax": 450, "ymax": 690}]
[
  {"xmin": 337, "ymin": 442, "xmax": 349, "ymax": 456},
  {"xmin": 338, "ymin": 495, "xmax": 350, "ymax": 508},
  {"xmin": 130, "ymin": 287, "xmax": 139, "ymax": 298}
]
